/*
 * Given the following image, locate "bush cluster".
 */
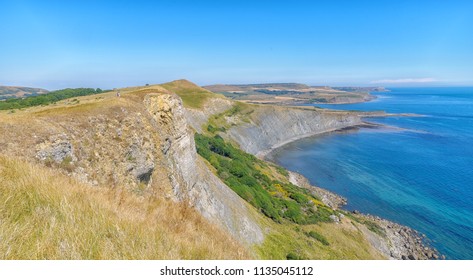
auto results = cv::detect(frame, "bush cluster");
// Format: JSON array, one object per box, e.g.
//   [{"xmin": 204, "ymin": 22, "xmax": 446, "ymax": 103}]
[{"xmin": 307, "ymin": 230, "xmax": 330, "ymax": 246}]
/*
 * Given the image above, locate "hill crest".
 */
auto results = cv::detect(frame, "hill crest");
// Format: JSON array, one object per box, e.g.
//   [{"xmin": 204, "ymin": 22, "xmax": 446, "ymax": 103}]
[{"xmin": 0, "ymin": 86, "xmax": 49, "ymax": 100}]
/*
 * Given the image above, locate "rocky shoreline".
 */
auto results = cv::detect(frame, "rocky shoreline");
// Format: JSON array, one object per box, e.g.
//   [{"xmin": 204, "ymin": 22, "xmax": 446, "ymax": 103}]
[
  {"xmin": 357, "ymin": 213, "xmax": 443, "ymax": 260},
  {"xmin": 273, "ymin": 160, "xmax": 442, "ymax": 260}
]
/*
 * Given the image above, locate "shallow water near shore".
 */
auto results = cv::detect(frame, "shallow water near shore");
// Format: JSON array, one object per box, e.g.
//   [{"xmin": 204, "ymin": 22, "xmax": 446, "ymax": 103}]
[{"xmin": 269, "ymin": 87, "xmax": 473, "ymax": 259}]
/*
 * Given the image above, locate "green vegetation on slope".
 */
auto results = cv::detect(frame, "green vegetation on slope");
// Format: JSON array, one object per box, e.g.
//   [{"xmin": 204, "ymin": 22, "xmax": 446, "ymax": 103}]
[
  {"xmin": 206, "ymin": 102, "xmax": 254, "ymax": 133},
  {"xmin": 343, "ymin": 211, "xmax": 387, "ymax": 237},
  {"xmin": 256, "ymin": 220, "xmax": 385, "ymax": 260},
  {"xmin": 195, "ymin": 133, "xmax": 335, "ymax": 224},
  {"xmin": 160, "ymin": 80, "xmax": 220, "ymax": 109},
  {"xmin": 0, "ymin": 88, "xmax": 107, "ymax": 110}
]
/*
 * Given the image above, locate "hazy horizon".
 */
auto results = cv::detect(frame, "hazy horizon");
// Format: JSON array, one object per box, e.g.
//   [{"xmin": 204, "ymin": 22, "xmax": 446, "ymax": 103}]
[
  {"xmin": 1, "ymin": 0, "xmax": 472, "ymax": 90},
  {"xmin": 3, "ymin": 80, "xmax": 473, "ymax": 92}
]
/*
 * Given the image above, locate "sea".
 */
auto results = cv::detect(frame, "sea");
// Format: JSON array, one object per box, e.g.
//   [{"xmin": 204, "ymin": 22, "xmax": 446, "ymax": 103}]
[{"xmin": 269, "ymin": 87, "xmax": 473, "ymax": 259}]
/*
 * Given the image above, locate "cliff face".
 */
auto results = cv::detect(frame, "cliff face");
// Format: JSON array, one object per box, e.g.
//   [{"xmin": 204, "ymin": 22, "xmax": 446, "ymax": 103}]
[
  {"xmin": 143, "ymin": 93, "xmax": 263, "ymax": 244},
  {"xmin": 224, "ymin": 106, "xmax": 362, "ymax": 156},
  {"xmin": 0, "ymin": 88, "xmax": 263, "ymax": 246}
]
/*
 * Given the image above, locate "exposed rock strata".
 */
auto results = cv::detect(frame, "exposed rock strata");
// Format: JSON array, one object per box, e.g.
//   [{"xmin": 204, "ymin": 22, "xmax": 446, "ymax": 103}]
[
  {"xmin": 223, "ymin": 106, "xmax": 363, "ymax": 156},
  {"xmin": 0, "ymin": 85, "xmax": 441, "ymax": 259},
  {"xmin": 36, "ymin": 135, "xmax": 75, "ymax": 163}
]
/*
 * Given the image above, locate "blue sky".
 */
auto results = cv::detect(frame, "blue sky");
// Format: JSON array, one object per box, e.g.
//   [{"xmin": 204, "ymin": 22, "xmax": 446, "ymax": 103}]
[{"xmin": 1, "ymin": 0, "xmax": 472, "ymax": 89}]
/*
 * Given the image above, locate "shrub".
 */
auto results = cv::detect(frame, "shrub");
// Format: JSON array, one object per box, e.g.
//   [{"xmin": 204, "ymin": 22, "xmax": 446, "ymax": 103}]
[
  {"xmin": 307, "ymin": 231, "xmax": 330, "ymax": 246},
  {"xmin": 363, "ymin": 220, "xmax": 387, "ymax": 237},
  {"xmin": 290, "ymin": 192, "xmax": 309, "ymax": 205},
  {"xmin": 286, "ymin": 252, "xmax": 303, "ymax": 260}
]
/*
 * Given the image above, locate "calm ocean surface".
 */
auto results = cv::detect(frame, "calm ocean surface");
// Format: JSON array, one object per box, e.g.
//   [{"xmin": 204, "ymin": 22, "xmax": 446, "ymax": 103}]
[{"xmin": 270, "ymin": 87, "xmax": 473, "ymax": 259}]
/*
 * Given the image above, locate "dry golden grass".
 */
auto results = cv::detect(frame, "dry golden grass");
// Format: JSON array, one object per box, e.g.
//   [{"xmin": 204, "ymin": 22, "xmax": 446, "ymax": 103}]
[{"xmin": 0, "ymin": 156, "xmax": 249, "ymax": 259}]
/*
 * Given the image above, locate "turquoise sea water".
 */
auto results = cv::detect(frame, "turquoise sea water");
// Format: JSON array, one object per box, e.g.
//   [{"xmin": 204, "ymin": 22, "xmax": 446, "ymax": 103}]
[{"xmin": 270, "ymin": 87, "xmax": 473, "ymax": 259}]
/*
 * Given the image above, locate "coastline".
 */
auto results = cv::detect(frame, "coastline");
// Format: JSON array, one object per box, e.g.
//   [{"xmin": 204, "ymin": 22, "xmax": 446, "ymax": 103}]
[
  {"xmin": 256, "ymin": 123, "xmax": 365, "ymax": 158},
  {"xmin": 259, "ymin": 119, "xmax": 397, "ymax": 158},
  {"xmin": 259, "ymin": 111, "xmax": 425, "ymax": 159},
  {"xmin": 263, "ymin": 121, "xmax": 442, "ymax": 260}
]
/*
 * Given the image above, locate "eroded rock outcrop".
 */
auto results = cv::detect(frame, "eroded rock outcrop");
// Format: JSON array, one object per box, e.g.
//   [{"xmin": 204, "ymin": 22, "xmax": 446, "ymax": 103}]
[
  {"xmin": 125, "ymin": 143, "xmax": 155, "ymax": 183},
  {"xmin": 36, "ymin": 135, "xmax": 75, "ymax": 163},
  {"xmin": 0, "ymin": 82, "xmax": 438, "ymax": 259}
]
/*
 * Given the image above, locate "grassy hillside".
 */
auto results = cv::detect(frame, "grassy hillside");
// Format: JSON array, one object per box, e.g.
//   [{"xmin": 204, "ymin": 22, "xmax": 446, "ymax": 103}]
[
  {"xmin": 160, "ymin": 79, "xmax": 223, "ymax": 109},
  {"xmin": 255, "ymin": 215, "xmax": 385, "ymax": 259},
  {"xmin": 0, "ymin": 156, "xmax": 248, "ymax": 259}
]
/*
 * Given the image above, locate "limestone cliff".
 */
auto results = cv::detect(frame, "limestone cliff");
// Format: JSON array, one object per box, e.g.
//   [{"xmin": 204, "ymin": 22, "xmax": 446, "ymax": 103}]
[{"xmin": 217, "ymin": 105, "xmax": 362, "ymax": 156}]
